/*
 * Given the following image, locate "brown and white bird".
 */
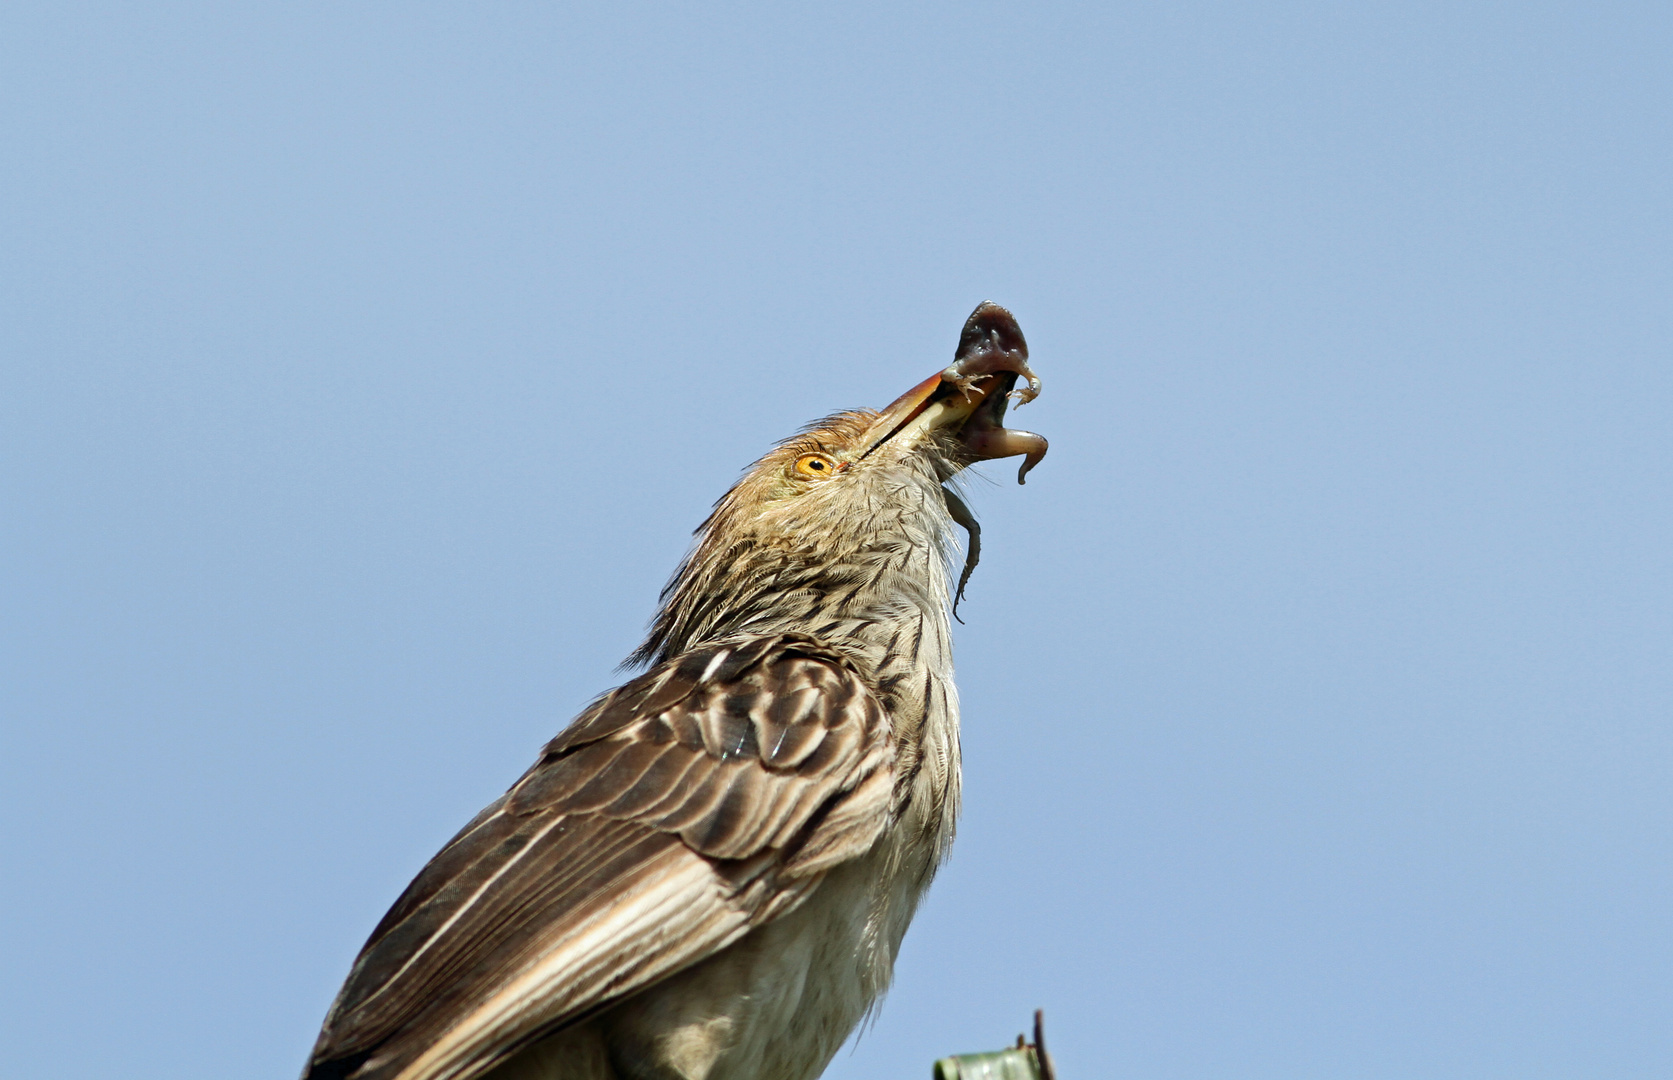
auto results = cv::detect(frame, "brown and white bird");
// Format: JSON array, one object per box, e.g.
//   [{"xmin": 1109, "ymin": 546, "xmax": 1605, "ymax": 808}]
[{"xmin": 302, "ymin": 302, "xmax": 1049, "ymax": 1080}]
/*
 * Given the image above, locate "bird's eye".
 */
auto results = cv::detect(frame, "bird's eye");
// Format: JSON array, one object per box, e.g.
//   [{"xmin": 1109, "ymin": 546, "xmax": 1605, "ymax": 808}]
[{"xmin": 794, "ymin": 453, "xmax": 839, "ymax": 479}]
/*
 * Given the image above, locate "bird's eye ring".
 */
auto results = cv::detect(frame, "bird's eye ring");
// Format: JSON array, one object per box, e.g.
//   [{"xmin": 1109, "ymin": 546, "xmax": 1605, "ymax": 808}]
[{"xmin": 794, "ymin": 453, "xmax": 839, "ymax": 479}]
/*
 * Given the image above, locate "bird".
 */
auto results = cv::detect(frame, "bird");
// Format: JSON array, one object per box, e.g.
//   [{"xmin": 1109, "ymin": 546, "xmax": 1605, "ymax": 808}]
[{"xmin": 301, "ymin": 301, "xmax": 1049, "ymax": 1080}]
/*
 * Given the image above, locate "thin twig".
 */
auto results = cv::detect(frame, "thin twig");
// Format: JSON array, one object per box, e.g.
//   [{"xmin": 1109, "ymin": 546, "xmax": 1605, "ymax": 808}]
[{"xmin": 1032, "ymin": 1009, "xmax": 1056, "ymax": 1080}]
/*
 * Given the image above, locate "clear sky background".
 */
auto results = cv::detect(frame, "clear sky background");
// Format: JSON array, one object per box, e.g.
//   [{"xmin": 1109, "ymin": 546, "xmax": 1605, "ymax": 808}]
[{"xmin": 4, "ymin": 3, "xmax": 1671, "ymax": 1079}]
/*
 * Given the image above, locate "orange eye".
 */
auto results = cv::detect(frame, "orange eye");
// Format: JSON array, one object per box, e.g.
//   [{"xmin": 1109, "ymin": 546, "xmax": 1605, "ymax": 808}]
[{"xmin": 794, "ymin": 453, "xmax": 839, "ymax": 479}]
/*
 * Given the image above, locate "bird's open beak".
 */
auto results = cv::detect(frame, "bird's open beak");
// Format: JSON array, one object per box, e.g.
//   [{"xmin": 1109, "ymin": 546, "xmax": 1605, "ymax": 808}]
[{"xmin": 859, "ymin": 302, "xmax": 1049, "ymax": 484}]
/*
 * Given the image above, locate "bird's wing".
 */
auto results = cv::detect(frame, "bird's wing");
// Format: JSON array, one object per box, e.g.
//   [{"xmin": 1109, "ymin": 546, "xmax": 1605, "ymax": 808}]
[{"xmin": 304, "ymin": 635, "xmax": 895, "ymax": 1080}]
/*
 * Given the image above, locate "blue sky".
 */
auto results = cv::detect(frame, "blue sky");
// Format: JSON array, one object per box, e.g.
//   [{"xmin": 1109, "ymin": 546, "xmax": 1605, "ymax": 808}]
[{"xmin": 3, "ymin": 3, "xmax": 1671, "ymax": 1078}]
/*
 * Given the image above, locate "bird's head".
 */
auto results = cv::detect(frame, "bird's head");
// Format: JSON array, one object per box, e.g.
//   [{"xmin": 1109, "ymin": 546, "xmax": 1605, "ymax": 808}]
[{"xmin": 631, "ymin": 302, "xmax": 1047, "ymax": 666}]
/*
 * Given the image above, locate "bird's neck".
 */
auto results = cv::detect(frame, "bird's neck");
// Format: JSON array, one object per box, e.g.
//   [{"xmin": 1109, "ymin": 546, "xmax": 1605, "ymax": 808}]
[
  {"xmin": 675, "ymin": 537, "xmax": 955, "ymax": 676},
  {"xmin": 636, "ymin": 476, "xmax": 960, "ymax": 692}
]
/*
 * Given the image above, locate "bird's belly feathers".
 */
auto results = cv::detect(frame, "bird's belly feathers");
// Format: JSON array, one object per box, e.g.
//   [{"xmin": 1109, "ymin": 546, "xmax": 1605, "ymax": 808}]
[
  {"xmin": 601, "ymin": 826, "xmax": 941, "ymax": 1080},
  {"xmin": 485, "ymin": 843, "xmax": 926, "ymax": 1080}
]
